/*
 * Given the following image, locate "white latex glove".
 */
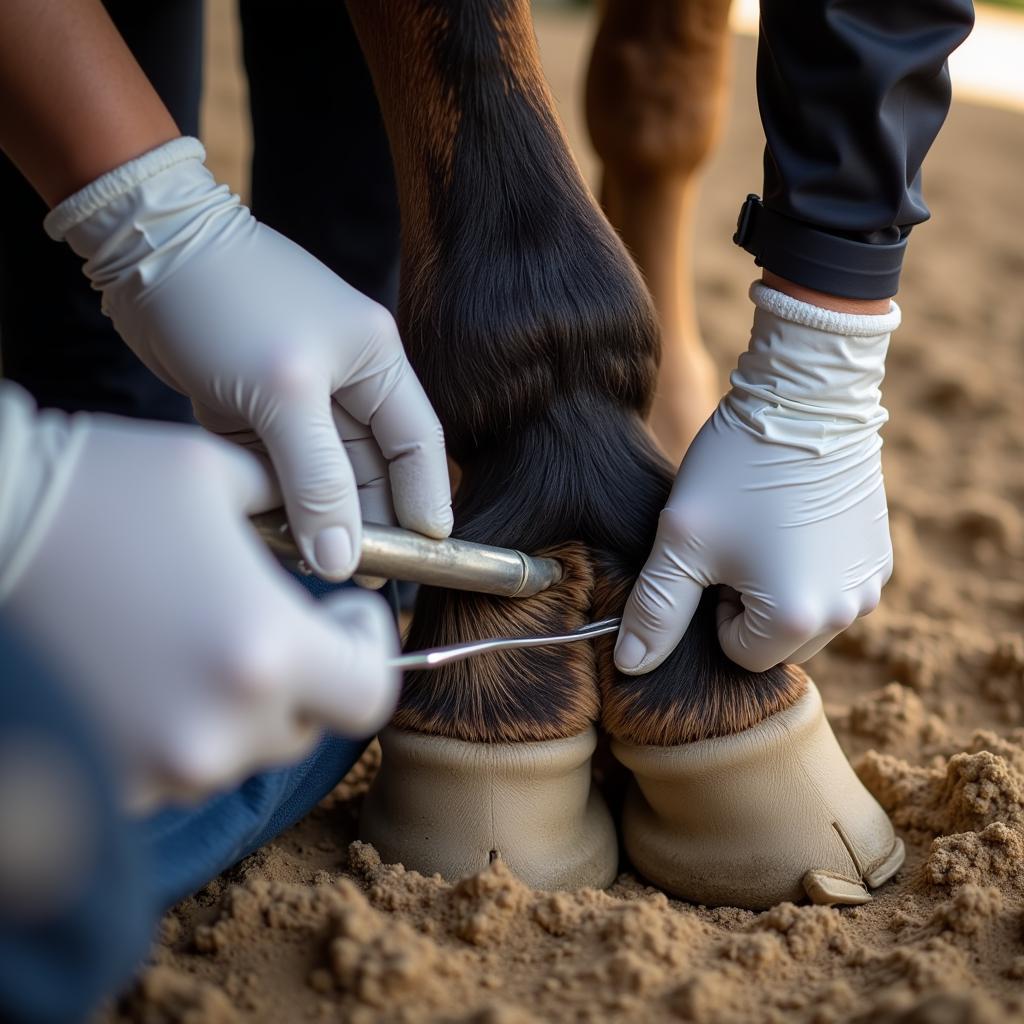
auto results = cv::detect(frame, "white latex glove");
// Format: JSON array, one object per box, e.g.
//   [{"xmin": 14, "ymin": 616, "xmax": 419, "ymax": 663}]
[
  {"xmin": 0, "ymin": 383, "xmax": 399, "ymax": 812},
  {"xmin": 616, "ymin": 283, "xmax": 900, "ymax": 675},
  {"xmin": 43, "ymin": 137, "xmax": 453, "ymax": 580}
]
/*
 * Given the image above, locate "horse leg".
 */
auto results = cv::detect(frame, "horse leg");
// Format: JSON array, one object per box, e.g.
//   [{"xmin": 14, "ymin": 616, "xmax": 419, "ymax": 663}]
[
  {"xmin": 586, "ymin": 0, "xmax": 733, "ymax": 463},
  {"xmin": 345, "ymin": 1, "xmax": 899, "ymax": 907}
]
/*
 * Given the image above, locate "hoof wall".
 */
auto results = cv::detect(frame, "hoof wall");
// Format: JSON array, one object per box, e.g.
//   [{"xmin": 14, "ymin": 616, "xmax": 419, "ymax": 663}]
[
  {"xmin": 614, "ymin": 680, "xmax": 903, "ymax": 909},
  {"xmin": 360, "ymin": 726, "xmax": 617, "ymax": 891}
]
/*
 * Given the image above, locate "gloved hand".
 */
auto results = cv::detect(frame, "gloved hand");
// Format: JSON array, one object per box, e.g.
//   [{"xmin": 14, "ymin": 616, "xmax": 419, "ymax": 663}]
[
  {"xmin": 43, "ymin": 137, "xmax": 453, "ymax": 580},
  {"xmin": 616, "ymin": 282, "xmax": 900, "ymax": 674},
  {"xmin": 0, "ymin": 383, "xmax": 399, "ymax": 812}
]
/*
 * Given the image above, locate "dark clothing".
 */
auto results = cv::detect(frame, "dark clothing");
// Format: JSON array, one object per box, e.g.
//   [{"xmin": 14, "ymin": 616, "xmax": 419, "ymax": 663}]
[
  {"xmin": 735, "ymin": 0, "xmax": 975, "ymax": 298},
  {"xmin": 239, "ymin": 0, "xmax": 400, "ymax": 310}
]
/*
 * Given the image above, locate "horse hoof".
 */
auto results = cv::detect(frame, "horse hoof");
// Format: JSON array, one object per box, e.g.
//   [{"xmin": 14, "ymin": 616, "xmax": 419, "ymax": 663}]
[
  {"xmin": 360, "ymin": 726, "xmax": 618, "ymax": 890},
  {"xmin": 613, "ymin": 680, "xmax": 904, "ymax": 909}
]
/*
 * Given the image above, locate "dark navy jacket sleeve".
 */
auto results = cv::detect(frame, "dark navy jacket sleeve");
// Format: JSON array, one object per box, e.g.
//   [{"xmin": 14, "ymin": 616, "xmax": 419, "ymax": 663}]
[{"xmin": 735, "ymin": 0, "xmax": 975, "ymax": 298}]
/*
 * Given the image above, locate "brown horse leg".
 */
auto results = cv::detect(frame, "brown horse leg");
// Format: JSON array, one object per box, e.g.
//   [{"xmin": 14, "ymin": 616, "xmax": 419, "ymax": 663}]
[
  {"xmin": 586, "ymin": 0, "xmax": 733, "ymax": 464},
  {"xmin": 346, "ymin": 0, "xmax": 805, "ymax": 762}
]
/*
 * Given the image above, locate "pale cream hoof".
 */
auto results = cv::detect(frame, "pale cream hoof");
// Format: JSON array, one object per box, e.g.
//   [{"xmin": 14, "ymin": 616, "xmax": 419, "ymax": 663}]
[
  {"xmin": 360, "ymin": 726, "xmax": 618, "ymax": 890},
  {"xmin": 613, "ymin": 680, "xmax": 904, "ymax": 909}
]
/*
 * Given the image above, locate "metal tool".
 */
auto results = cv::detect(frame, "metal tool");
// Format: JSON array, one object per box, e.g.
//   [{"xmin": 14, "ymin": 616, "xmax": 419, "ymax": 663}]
[
  {"xmin": 251, "ymin": 508, "xmax": 563, "ymax": 598},
  {"xmin": 390, "ymin": 617, "xmax": 622, "ymax": 671}
]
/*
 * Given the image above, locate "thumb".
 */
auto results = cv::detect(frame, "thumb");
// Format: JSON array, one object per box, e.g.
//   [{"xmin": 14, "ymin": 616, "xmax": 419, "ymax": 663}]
[
  {"xmin": 291, "ymin": 590, "xmax": 400, "ymax": 737},
  {"xmin": 615, "ymin": 539, "xmax": 705, "ymax": 676},
  {"xmin": 262, "ymin": 398, "xmax": 363, "ymax": 580}
]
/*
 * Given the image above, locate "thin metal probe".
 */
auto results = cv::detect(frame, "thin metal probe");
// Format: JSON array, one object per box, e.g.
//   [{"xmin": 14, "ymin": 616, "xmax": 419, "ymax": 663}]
[
  {"xmin": 390, "ymin": 617, "xmax": 622, "ymax": 671},
  {"xmin": 250, "ymin": 509, "xmax": 563, "ymax": 599}
]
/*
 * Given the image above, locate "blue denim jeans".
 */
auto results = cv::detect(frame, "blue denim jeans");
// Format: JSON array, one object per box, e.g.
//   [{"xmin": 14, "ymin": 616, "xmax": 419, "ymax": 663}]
[{"xmin": 138, "ymin": 731, "xmax": 367, "ymax": 910}]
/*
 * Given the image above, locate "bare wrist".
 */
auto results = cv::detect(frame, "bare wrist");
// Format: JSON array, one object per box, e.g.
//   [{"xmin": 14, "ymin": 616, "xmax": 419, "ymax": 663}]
[{"xmin": 762, "ymin": 271, "xmax": 892, "ymax": 317}]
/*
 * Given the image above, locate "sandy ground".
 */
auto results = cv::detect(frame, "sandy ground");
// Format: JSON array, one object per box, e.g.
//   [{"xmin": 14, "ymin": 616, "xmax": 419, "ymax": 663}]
[{"xmin": 102, "ymin": 6, "xmax": 1024, "ymax": 1023}]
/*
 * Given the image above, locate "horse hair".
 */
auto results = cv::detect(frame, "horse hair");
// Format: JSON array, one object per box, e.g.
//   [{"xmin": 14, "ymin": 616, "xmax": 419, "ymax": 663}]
[{"xmin": 353, "ymin": 0, "xmax": 806, "ymax": 744}]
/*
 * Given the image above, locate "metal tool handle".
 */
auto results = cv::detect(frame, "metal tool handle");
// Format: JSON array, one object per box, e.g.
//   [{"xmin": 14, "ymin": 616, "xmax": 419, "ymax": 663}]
[
  {"xmin": 390, "ymin": 617, "xmax": 622, "ymax": 671},
  {"xmin": 250, "ymin": 509, "xmax": 563, "ymax": 598}
]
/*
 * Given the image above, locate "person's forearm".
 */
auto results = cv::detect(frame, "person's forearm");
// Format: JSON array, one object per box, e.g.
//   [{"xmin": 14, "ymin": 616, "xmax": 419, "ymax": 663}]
[{"xmin": 0, "ymin": 0, "xmax": 179, "ymax": 206}]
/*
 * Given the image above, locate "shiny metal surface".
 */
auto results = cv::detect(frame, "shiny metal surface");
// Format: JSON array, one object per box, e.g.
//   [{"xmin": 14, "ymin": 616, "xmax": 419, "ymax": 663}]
[
  {"xmin": 250, "ymin": 508, "xmax": 563, "ymax": 598},
  {"xmin": 390, "ymin": 617, "xmax": 622, "ymax": 671}
]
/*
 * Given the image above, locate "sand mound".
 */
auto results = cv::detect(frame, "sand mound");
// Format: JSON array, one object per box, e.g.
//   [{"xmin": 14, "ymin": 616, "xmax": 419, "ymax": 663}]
[
  {"xmin": 103, "ymin": 830, "xmax": 1024, "ymax": 1024},
  {"xmin": 860, "ymin": 746, "xmax": 1024, "ymax": 835},
  {"xmin": 98, "ymin": 9, "xmax": 1024, "ymax": 1023}
]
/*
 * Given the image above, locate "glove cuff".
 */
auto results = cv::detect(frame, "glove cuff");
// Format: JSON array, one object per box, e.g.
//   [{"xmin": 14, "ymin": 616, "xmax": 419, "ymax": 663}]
[
  {"xmin": 0, "ymin": 384, "xmax": 88, "ymax": 602},
  {"xmin": 722, "ymin": 282, "xmax": 897, "ymax": 457},
  {"xmin": 44, "ymin": 137, "xmax": 206, "ymax": 242},
  {"xmin": 750, "ymin": 281, "xmax": 901, "ymax": 336}
]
